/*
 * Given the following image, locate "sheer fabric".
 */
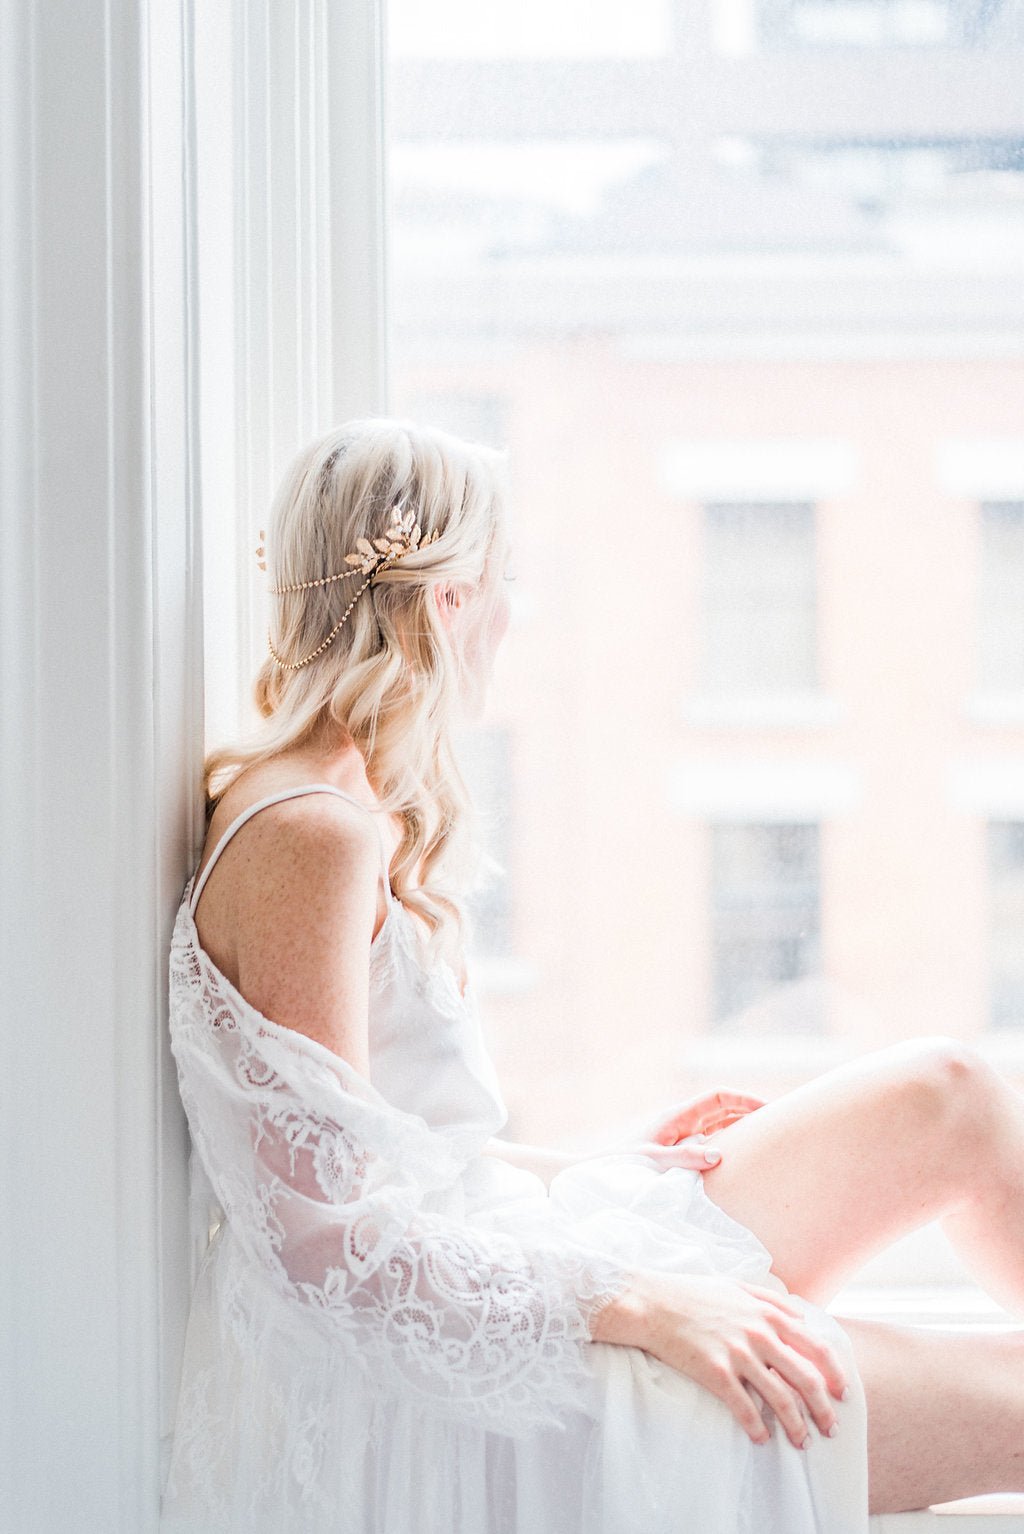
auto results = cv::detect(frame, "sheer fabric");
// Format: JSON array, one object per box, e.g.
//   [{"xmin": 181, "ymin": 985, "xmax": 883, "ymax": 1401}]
[
  {"xmin": 168, "ymin": 911, "xmax": 631, "ymax": 1440},
  {"xmin": 161, "ymin": 786, "xmax": 871, "ymax": 1532}
]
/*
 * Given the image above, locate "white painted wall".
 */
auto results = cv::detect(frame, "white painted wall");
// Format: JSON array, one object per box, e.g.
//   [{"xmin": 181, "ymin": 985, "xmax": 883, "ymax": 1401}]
[
  {"xmin": 0, "ymin": 1, "xmax": 386, "ymax": 1528},
  {"xmin": 0, "ymin": 2, "xmax": 201, "ymax": 1526}
]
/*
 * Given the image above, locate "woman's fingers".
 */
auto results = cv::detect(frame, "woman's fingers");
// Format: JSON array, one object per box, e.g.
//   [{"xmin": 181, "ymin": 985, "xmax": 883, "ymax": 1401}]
[
  {"xmin": 638, "ymin": 1139, "xmax": 723, "ymax": 1168},
  {"xmin": 742, "ymin": 1283, "xmax": 807, "ymax": 1318},
  {"xmin": 715, "ymin": 1091, "xmax": 764, "ymax": 1111},
  {"xmin": 700, "ymin": 1342, "xmax": 835, "ymax": 1450},
  {"xmin": 699, "ymin": 1112, "xmax": 747, "ymax": 1133},
  {"xmin": 650, "ymin": 1089, "xmax": 765, "ymax": 1143},
  {"xmin": 696, "ymin": 1103, "xmax": 762, "ymax": 1135},
  {"xmin": 761, "ymin": 1307, "xmax": 849, "ymax": 1402},
  {"xmin": 706, "ymin": 1352, "xmax": 812, "ymax": 1450},
  {"xmin": 748, "ymin": 1363, "xmax": 816, "ymax": 1449},
  {"xmin": 715, "ymin": 1372, "xmax": 773, "ymax": 1445},
  {"xmin": 646, "ymin": 1273, "xmax": 846, "ymax": 1451},
  {"xmin": 702, "ymin": 1092, "xmax": 764, "ymax": 1120},
  {"xmin": 756, "ymin": 1342, "xmax": 839, "ymax": 1440},
  {"xmin": 742, "ymin": 1283, "xmax": 848, "ymax": 1401}
]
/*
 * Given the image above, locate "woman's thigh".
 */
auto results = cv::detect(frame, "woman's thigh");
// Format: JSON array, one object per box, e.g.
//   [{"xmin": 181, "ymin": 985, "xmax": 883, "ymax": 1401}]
[
  {"xmin": 695, "ymin": 1034, "xmax": 987, "ymax": 1304},
  {"xmin": 837, "ymin": 1315, "xmax": 1024, "ymax": 1512}
]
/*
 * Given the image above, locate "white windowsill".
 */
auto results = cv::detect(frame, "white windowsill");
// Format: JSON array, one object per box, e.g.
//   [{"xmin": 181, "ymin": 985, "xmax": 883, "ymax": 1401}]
[
  {"xmin": 684, "ymin": 1034, "xmax": 856, "ymax": 1074},
  {"xmin": 829, "ymin": 1282, "xmax": 1013, "ymax": 1331},
  {"xmin": 683, "ymin": 692, "xmax": 843, "ymax": 729},
  {"xmin": 685, "ymin": 1030, "xmax": 1024, "ymax": 1077},
  {"xmin": 840, "ymin": 1287, "xmax": 1024, "ymax": 1523}
]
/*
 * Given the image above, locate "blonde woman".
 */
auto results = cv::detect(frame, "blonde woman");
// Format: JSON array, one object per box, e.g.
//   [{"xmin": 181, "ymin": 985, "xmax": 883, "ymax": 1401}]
[{"xmin": 163, "ymin": 418, "xmax": 1024, "ymax": 1533}]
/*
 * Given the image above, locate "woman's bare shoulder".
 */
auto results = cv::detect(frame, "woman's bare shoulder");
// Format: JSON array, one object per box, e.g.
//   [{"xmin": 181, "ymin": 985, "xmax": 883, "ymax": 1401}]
[
  {"xmin": 201, "ymin": 751, "xmax": 383, "ymax": 876},
  {"xmin": 192, "ymin": 760, "xmax": 387, "ymax": 997},
  {"xmin": 226, "ymin": 802, "xmax": 382, "ymax": 1063}
]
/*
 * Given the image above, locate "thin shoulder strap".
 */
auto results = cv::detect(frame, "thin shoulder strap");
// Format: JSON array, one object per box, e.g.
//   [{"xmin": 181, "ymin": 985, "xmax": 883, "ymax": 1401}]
[{"xmin": 189, "ymin": 783, "xmax": 394, "ymax": 918}]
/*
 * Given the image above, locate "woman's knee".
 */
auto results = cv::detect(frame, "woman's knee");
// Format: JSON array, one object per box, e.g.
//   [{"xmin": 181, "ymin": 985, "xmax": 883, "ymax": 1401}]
[{"xmin": 891, "ymin": 1034, "xmax": 997, "ymax": 1145}]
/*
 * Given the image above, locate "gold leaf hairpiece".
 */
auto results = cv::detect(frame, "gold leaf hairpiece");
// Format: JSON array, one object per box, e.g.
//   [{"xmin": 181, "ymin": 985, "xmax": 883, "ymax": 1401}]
[{"xmin": 261, "ymin": 500, "xmax": 442, "ymax": 670}]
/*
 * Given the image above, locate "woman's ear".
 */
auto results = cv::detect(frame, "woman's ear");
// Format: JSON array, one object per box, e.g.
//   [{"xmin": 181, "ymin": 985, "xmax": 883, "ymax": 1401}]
[{"xmin": 432, "ymin": 582, "xmax": 462, "ymax": 627}]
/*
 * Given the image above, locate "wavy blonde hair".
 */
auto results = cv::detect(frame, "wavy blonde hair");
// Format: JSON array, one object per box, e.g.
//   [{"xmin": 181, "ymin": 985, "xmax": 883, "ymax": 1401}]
[{"xmin": 202, "ymin": 417, "xmax": 512, "ymax": 969}]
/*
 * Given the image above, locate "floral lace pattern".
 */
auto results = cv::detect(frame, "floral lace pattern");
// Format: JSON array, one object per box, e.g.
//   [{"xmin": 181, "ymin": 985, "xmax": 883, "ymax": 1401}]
[
  {"xmin": 166, "ymin": 887, "xmax": 633, "ymax": 1456},
  {"xmin": 162, "ymin": 874, "xmax": 874, "ymax": 1534}
]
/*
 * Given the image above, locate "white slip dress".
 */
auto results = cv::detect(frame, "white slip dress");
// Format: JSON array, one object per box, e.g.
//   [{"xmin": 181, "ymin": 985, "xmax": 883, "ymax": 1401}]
[{"xmin": 161, "ymin": 783, "xmax": 871, "ymax": 1534}]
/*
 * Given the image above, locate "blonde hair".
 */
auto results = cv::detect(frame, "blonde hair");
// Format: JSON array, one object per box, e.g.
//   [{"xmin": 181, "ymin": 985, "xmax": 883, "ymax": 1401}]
[{"xmin": 203, "ymin": 416, "xmax": 512, "ymax": 969}]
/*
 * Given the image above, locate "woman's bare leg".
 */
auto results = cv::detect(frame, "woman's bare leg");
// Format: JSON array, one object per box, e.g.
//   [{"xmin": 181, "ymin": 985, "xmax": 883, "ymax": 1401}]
[
  {"xmin": 697, "ymin": 1033, "xmax": 1024, "ymax": 1313},
  {"xmin": 688, "ymin": 1033, "xmax": 1024, "ymax": 1511},
  {"xmin": 840, "ymin": 1318, "xmax": 1024, "ymax": 1512}
]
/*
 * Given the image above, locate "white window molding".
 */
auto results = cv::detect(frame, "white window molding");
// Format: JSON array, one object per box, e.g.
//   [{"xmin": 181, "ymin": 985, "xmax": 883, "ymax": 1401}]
[
  {"xmin": 935, "ymin": 438, "xmax": 1024, "ymax": 499},
  {"xmin": 0, "ymin": 1, "xmax": 388, "ymax": 1527},
  {"xmin": 967, "ymin": 693, "xmax": 1024, "ymax": 727},
  {"xmin": 947, "ymin": 759, "xmax": 1024, "ymax": 816},
  {"xmin": 329, "ymin": 0, "xmax": 389, "ymax": 422},
  {"xmin": 667, "ymin": 759, "xmax": 861, "ymax": 819},
  {"xmin": 710, "ymin": 0, "xmax": 759, "ymax": 55},
  {"xmin": 198, "ymin": 0, "xmax": 389, "ymax": 752},
  {"xmin": 683, "ymin": 692, "xmax": 843, "ymax": 728},
  {"xmin": 660, "ymin": 437, "xmax": 858, "ymax": 501},
  {"xmin": 0, "ymin": 2, "xmax": 201, "ymax": 1526}
]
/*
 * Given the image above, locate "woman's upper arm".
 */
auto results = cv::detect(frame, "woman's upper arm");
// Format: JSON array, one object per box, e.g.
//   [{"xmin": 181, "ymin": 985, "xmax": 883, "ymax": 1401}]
[{"xmin": 231, "ymin": 800, "xmax": 381, "ymax": 1074}]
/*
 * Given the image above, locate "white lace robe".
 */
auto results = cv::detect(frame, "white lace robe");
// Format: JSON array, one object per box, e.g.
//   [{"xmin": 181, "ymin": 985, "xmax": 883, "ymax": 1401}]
[{"xmin": 162, "ymin": 889, "xmax": 871, "ymax": 1534}]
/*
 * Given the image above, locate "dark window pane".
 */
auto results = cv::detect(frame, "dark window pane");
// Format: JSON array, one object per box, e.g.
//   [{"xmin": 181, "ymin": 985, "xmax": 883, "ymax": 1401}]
[
  {"xmin": 711, "ymin": 822, "xmax": 822, "ymax": 1027},
  {"xmin": 702, "ymin": 503, "xmax": 817, "ymax": 695},
  {"xmin": 758, "ymin": 0, "xmax": 1022, "ymax": 48},
  {"xmin": 978, "ymin": 502, "xmax": 1024, "ymax": 694},
  {"xmin": 988, "ymin": 820, "xmax": 1024, "ymax": 1028}
]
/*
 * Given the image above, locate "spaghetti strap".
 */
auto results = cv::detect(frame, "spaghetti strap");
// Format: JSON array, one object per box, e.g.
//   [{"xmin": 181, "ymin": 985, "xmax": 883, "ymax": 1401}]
[{"xmin": 189, "ymin": 783, "xmax": 395, "ymax": 918}]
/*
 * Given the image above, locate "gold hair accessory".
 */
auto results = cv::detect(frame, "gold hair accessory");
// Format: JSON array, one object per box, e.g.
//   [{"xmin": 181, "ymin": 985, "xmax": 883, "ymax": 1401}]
[{"xmin": 262, "ymin": 500, "xmax": 441, "ymax": 671}]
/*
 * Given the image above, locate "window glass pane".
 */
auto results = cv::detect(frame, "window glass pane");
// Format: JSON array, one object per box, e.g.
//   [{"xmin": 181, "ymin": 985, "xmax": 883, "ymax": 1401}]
[
  {"xmin": 711, "ymin": 822, "xmax": 822, "ymax": 1026},
  {"xmin": 988, "ymin": 820, "xmax": 1024, "ymax": 1029},
  {"xmin": 978, "ymin": 501, "xmax": 1024, "ymax": 694},
  {"xmin": 701, "ymin": 502, "xmax": 817, "ymax": 694},
  {"xmin": 758, "ymin": 0, "xmax": 1024, "ymax": 47},
  {"xmin": 385, "ymin": 1, "xmax": 1024, "ymax": 1165},
  {"xmin": 461, "ymin": 727, "xmax": 516, "ymax": 957},
  {"xmin": 763, "ymin": 1, "xmax": 950, "ymax": 46}
]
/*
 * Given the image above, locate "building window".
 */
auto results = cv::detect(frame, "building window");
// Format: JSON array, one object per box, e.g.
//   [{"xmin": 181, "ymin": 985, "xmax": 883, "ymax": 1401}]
[
  {"xmin": 988, "ymin": 820, "xmax": 1024, "ymax": 1030},
  {"xmin": 461, "ymin": 726, "xmax": 515, "ymax": 956},
  {"xmin": 711, "ymin": 822, "xmax": 822, "ymax": 1027},
  {"xmin": 978, "ymin": 501, "xmax": 1024, "ymax": 696},
  {"xmin": 755, "ymin": 0, "xmax": 1007, "ymax": 48},
  {"xmin": 701, "ymin": 502, "xmax": 817, "ymax": 696}
]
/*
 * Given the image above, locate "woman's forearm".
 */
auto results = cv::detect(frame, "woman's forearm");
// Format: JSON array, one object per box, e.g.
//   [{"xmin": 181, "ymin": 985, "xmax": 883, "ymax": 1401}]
[{"xmin": 481, "ymin": 1135, "xmax": 584, "ymax": 1189}]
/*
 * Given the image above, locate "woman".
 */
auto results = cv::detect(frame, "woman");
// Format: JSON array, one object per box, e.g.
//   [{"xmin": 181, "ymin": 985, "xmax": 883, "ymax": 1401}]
[{"xmin": 163, "ymin": 417, "xmax": 1024, "ymax": 1533}]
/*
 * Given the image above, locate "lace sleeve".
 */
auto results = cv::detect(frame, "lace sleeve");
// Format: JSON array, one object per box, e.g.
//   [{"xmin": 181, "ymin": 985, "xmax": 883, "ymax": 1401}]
[{"xmin": 170, "ymin": 996, "xmax": 633, "ymax": 1440}]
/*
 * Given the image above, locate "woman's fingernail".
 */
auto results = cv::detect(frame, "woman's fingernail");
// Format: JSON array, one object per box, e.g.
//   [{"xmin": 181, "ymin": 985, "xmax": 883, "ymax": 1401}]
[
  {"xmin": 840, "ymin": 1386, "xmax": 850, "ymax": 1402},
  {"xmin": 704, "ymin": 1148, "xmax": 721, "ymax": 1163}
]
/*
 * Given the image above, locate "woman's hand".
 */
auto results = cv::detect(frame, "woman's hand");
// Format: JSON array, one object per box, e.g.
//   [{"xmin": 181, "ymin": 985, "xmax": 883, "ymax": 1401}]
[
  {"xmin": 607, "ymin": 1134, "xmax": 727, "ymax": 1171},
  {"xmin": 485, "ymin": 1089, "xmax": 768, "ymax": 1185},
  {"xmin": 606, "ymin": 1089, "xmax": 768, "ymax": 1171},
  {"xmin": 593, "ymin": 1269, "xmax": 848, "ymax": 1450},
  {"xmin": 642, "ymin": 1088, "xmax": 768, "ymax": 1143}
]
